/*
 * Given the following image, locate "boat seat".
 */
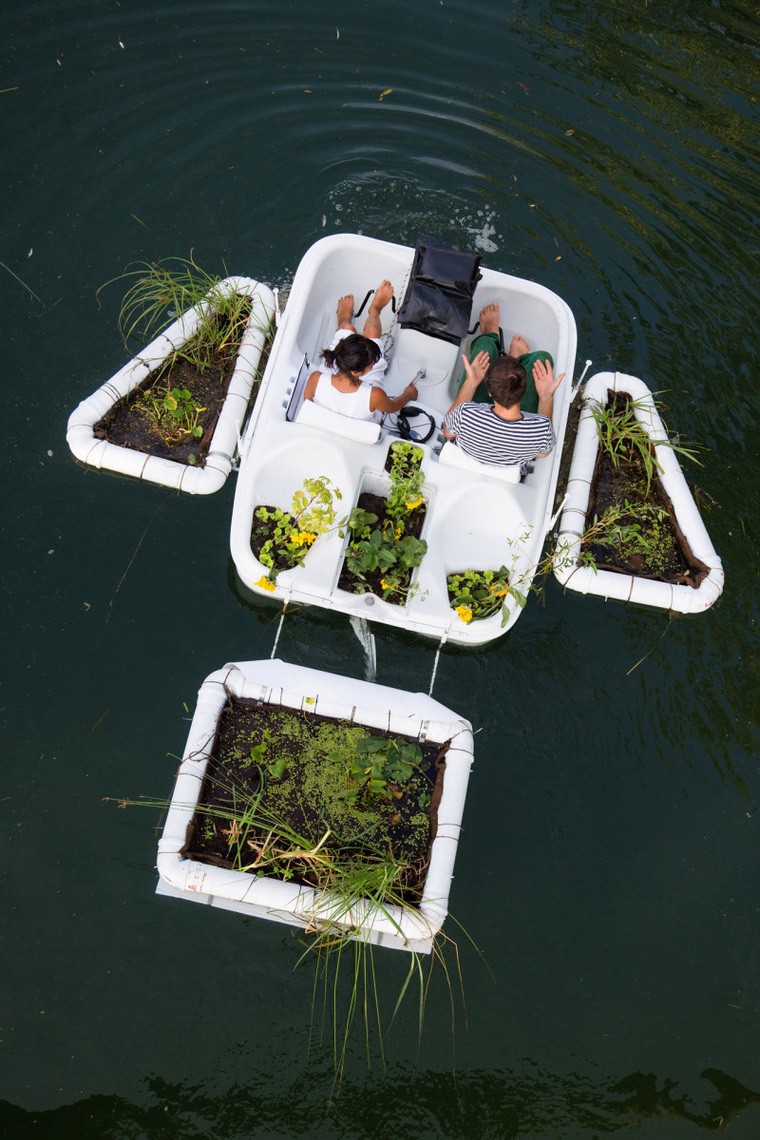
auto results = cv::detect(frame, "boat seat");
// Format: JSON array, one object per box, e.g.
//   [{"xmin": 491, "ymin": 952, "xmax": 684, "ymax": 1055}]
[
  {"xmin": 437, "ymin": 440, "xmax": 521, "ymax": 483},
  {"xmin": 295, "ymin": 399, "xmax": 381, "ymax": 444}
]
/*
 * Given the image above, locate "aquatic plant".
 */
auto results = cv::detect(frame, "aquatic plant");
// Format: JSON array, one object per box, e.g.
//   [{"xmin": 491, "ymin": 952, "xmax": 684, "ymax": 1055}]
[
  {"xmin": 101, "ymin": 255, "xmax": 258, "ymax": 373},
  {"xmin": 590, "ymin": 391, "xmax": 702, "ymax": 493},
  {"xmin": 252, "ymin": 476, "xmax": 342, "ymax": 581},
  {"xmin": 342, "ymin": 442, "xmax": 428, "ymax": 604}
]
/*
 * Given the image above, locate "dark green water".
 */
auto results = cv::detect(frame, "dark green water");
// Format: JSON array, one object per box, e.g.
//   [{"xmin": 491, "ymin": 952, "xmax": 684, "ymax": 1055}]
[{"xmin": 2, "ymin": 1, "xmax": 758, "ymax": 1136}]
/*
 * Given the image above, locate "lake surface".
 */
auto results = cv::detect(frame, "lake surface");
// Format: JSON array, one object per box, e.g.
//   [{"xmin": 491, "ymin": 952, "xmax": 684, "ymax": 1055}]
[{"xmin": 1, "ymin": 1, "xmax": 758, "ymax": 1136}]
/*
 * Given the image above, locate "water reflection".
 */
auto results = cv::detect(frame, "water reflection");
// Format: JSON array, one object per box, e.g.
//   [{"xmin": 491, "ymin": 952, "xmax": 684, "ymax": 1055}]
[{"xmin": 2, "ymin": 1064, "xmax": 758, "ymax": 1137}]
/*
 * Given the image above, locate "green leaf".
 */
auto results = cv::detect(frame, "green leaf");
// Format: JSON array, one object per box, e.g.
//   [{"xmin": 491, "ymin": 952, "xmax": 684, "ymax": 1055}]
[
  {"xmin": 357, "ymin": 735, "xmax": 388, "ymax": 755},
  {"xmin": 267, "ymin": 756, "xmax": 287, "ymax": 779}
]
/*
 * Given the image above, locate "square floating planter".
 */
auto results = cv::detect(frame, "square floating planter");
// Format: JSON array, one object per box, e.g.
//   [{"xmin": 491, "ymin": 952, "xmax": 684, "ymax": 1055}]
[
  {"xmin": 67, "ymin": 276, "xmax": 275, "ymax": 494},
  {"xmin": 156, "ymin": 659, "xmax": 474, "ymax": 954}
]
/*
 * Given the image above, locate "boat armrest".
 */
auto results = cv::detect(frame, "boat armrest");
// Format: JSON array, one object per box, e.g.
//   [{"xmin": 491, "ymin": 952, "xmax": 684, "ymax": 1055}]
[
  {"xmin": 295, "ymin": 399, "xmax": 381, "ymax": 444},
  {"xmin": 285, "ymin": 356, "xmax": 311, "ymax": 422},
  {"xmin": 437, "ymin": 440, "xmax": 521, "ymax": 483}
]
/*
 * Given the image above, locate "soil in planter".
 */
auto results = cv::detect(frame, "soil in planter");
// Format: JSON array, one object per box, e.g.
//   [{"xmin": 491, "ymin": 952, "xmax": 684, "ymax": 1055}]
[
  {"xmin": 582, "ymin": 394, "xmax": 709, "ymax": 586},
  {"xmin": 337, "ymin": 491, "xmax": 427, "ymax": 601},
  {"xmin": 338, "ymin": 442, "xmax": 427, "ymax": 602},
  {"xmin": 94, "ymin": 306, "xmax": 252, "ymax": 467},
  {"xmin": 183, "ymin": 697, "xmax": 448, "ymax": 903},
  {"xmin": 250, "ymin": 507, "xmax": 305, "ymax": 575}
]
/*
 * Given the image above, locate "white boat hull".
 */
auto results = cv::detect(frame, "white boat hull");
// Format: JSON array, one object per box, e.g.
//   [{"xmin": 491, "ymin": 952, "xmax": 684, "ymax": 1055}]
[{"xmin": 230, "ymin": 234, "xmax": 578, "ymax": 644}]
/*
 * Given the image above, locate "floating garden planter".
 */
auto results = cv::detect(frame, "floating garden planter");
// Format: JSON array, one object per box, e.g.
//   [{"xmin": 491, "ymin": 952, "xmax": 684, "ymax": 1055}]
[
  {"xmin": 554, "ymin": 372, "xmax": 724, "ymax": 612},
  {"xmin": 156, "ymin": 659, "xmax": 474, "ymax": 954},
  {"xmin": 67, "ymin": 267, "xmax": 275, "ymax": 494}
]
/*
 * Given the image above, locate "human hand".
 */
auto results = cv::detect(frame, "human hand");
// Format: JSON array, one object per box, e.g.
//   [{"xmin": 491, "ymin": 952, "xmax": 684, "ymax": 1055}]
[
  {"xmin": 532, "ymin": 357, "xmax": 565, "ymax": 400},
  {"xmin": 461, "ymin": 350, "xmax": 490, "ymax": 388},
  {"xmin": 406, "ymin": 382, "xmax": 419, "ymax": 400}
]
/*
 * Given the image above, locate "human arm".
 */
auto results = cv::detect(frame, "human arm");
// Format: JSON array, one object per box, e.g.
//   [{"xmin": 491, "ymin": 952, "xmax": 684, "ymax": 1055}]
[
  {"xmin": 532, "ymin": 357, "xmax": 565, "ymax": 423},
  {"xmin": 443, "ymin": 352, "xmax": 490, "ymax": 438},
  {"xmin": 532, "ymin": 359, "xmax": 561, "ymax": 457},
  {"xmin": 370, "ymin": 381, "xmax": 418, "ymax": 414},
  {"xmin": 303, "ymin": 370, "xmax": 320, "ymax": 401},
  {"xmin": 445, "ymin": 351, "xmax": 491, "ymax": 419}
]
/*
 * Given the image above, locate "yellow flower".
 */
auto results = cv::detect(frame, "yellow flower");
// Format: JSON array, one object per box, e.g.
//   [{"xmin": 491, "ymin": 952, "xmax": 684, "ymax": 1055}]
[
  {"xmin": 255, "ymin": 575, "xmax": 276, "ymax": 593},
  {"xmin": 395, "ymin": 524, "xmax": 403, "ymax": 539},
  {"xmin": 290, "ymin": 530, "xmax": 317, "ymax": 547},
  {"xmin": 380, "ymin": 577, "xmax": 394, "ymax": 591},
  {"xmin": 490, "ymin": 586, "xmax": 508, "ymax": 597},
  {"xmin": 405, "ymin": 496, "xmax": 423, "ymax": 511},
  {"xmin": 455, "ymin": 604, "xmax": 473, "ymax": 623}
]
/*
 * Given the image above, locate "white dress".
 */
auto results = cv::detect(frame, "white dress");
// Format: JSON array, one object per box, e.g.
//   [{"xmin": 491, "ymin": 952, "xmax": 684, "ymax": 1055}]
[{"xmin": 313, "ymin": 373, "xmax": 376, "ymax": 420}]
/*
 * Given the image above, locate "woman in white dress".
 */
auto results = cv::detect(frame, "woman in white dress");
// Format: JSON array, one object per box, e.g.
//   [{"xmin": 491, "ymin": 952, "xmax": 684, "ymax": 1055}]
[{"xmin": 303, "ymin": 280, "xmax": 418, "ymax": 421}]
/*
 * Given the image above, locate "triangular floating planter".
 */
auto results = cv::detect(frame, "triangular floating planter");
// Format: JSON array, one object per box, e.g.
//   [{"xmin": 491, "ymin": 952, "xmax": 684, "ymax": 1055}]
[
  {"xmin": 156, "ymin": 659, "xmax": 474, "ymax": 954},
  {"xmin": 67, "ymin": 277, "xmax": 275, "ymax": 494},
  {"xmin": 554, "ymin": 372, "xmax": 724, "ymax": 612}
]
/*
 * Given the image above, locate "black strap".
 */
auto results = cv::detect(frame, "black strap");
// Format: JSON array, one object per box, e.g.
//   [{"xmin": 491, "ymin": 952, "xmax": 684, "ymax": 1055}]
[
  {"xmin": 396, "ymin": 406, "xmax": 436, "ymax": 444},
  {"xmin": 353, "ymin": 289, "xmax": 397, "ymax": 321}
]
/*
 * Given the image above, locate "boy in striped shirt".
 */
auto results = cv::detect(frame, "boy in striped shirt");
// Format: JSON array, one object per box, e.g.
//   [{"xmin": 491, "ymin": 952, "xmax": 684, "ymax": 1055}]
[{"xmin": 443, "ymin": 303, "xmax": 565, "ymax": 474}]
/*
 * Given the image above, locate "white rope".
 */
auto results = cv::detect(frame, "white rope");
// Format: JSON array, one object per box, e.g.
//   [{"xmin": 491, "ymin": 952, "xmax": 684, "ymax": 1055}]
[
  {"xmin": 270, "ymin": 605, "xmax": 287, "ymax": 659},
  {"xmin": 349, "ymin": 616, "xmax": 377, "ymax": 682},
  {"xmin": 428, "ymin": 631, "xmax": 448, "ymax": 696}
]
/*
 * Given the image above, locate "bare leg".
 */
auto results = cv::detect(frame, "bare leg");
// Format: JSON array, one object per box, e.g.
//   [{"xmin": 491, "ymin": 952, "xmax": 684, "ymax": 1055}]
[
  {"xmin": 336, "ymin": 294, "xmax": 357, "ymax": 333},
  {"xmin": 362, "ymin": 278, "xmax": 394, "ymax": 339}
]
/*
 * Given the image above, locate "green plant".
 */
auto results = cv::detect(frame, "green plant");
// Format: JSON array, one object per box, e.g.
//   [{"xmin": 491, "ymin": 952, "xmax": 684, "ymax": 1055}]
[
  {"xmin": 253, "ymin": 475, "xmax": 342, "ymax": 585},
  {"xmin": 101, "ymin": 255, "xmax": 256, "ymax": 373},
  {"xmin": 134, "ymin": 384, "xmax": 207, "ymax": 445},
  {"xmin": 447, "ymin": 502, "xmax": 663, "ymax": 626},
  {"xmin": 590, "ymin": 392, "xmax": 702, "ymax": 493},
  {"xmin": 345, "ymin": 734, "xmax": 423, "ymax": 802},
  {"xmin": 106, "ymin": 770, "xmax": 461, "ymax": 1085},
  {"xmin": 446, "ymin": 566, "xmax": 511, "ymax": 624},
  {"xmin": 342, "ymin": 443, "xmax": 428, "ymax": 604},
  {"xmin": 587, "ymin": 499, "xmax": 681, "ymax": 578},
  {"xmin": 385, "ymin": 441, "xmax": 426, "ymax": 518}
]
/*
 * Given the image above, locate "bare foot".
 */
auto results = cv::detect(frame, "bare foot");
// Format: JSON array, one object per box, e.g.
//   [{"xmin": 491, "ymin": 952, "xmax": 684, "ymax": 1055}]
[
  {"xmin": 479, "ymin": 302, "xmax": 500, "ymax": 334},
  {"xmin": 372, "ymin": 279, "xmax": 394, "ymax": 312},
  {"xmin": 336, "ymin": 294, "xmax": 355, "ymax": 329},
  {"xmin": 508, "ymin": 333, "xmax": 531, "ymax": 356}
]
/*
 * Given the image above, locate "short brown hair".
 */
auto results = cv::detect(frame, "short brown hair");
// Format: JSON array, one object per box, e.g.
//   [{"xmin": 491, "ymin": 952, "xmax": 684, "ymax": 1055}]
[{"xmin": 486, "ymin": 355, "xmax": 526, "ymax": 409}]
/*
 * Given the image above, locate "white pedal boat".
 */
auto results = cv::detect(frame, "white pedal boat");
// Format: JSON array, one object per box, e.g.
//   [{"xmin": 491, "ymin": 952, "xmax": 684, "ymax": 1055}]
[
  {"xmin": 67, "ymin": 277, "xmax": 275, "ymax": 495},
  {"xmin": 229, "ymin": 234, "xmax": 577, "ymax": 646},
  {"xmin": 156, "ymin": 659, "xmax": 474, "ymax": 954},
  {"xmin": 554, "ymin": 371, "xmax": 724, "ymax": 612}
]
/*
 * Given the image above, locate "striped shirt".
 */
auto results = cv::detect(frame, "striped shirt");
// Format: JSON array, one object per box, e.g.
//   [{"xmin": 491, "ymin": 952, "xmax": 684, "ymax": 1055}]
[{"xmin": 443, "ymin": 403, "xmax": 555, "ymax": 471}]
